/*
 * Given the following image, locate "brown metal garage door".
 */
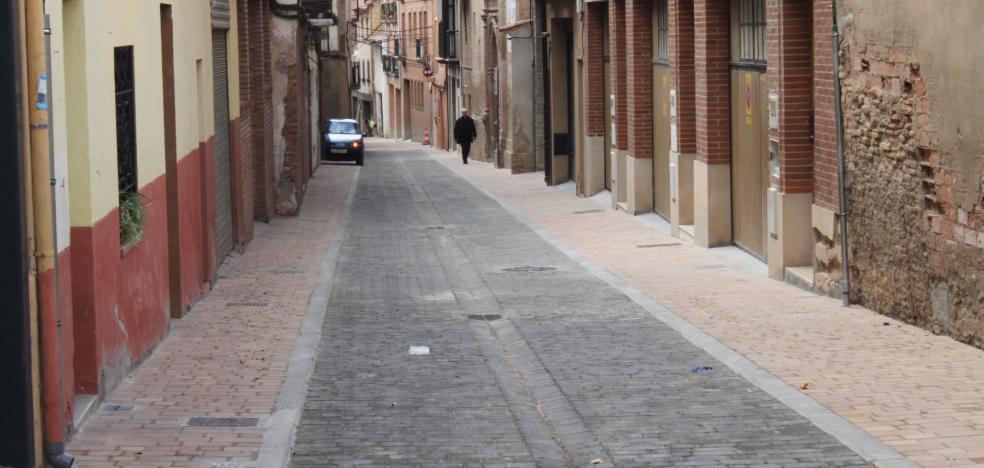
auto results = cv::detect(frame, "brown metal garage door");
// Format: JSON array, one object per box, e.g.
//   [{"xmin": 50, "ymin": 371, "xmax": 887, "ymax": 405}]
[{"xmin": 212, "ymin": 30, "xmax": 234, "ymax": 261}]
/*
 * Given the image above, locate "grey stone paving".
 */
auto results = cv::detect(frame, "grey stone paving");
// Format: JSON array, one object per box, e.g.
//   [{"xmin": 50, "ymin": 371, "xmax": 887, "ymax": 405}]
[{"xmin": 293, "ymin": 142, "xmax": 870, "ymax": 467}]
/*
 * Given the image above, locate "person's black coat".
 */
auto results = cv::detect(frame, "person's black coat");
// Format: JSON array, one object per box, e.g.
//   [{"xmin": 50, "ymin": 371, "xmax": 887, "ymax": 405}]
[{"xmin": 453, "ymin": 116, "xmax": 477, "ymax": 145}]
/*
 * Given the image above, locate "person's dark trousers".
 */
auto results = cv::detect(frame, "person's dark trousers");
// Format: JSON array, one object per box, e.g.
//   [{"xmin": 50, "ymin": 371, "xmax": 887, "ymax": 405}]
[{"xmin": 461, "ymin": 142, "xmax": 471, "ymax": 164}]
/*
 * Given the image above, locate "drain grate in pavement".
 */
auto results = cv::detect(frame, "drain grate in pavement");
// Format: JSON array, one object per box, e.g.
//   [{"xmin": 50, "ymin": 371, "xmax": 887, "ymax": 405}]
[
  {"xmin": 467, "ymin": 314, "xmax": 502, "ymax": 321},
  {"xmin": 503, "ymin": 266, "xmax": 557, "ymax": 272},
  {"xmin": 225, "ymin": 302, "xmax": 269, "ymax": 308},
  {"xmin": 186, "ymin": 417, "xmax": 259, "ymax": 428},
  {"xmin": 573, "ymin": 209, "xmax": 606, "ymax": 214},
  {"xmin": 637, "ymin": 243, "xmax": 681, "ymax": 248},
  {"xmin": 425, "ymin": 226, "xmax": 445, "ymax": 230},
  {"xmin": 693, "ymin": 264, "xmax": 729, "ymax": 271},
  {"xmin": 102, "ymin": 404, "xmax": 133, "ymax": 412}
]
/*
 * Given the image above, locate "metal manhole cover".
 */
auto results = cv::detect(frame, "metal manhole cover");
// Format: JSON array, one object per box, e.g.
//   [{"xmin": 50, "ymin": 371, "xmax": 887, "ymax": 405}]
[
  {"xmin": 637, "ymin": 243, "xmax": 681, "ymax": 248},
  {"xmin": 573, "ymin": 209, "xmax": 606, "ymax": 214},
  {"xmin": 467, "ymin": 314, "xmax": 502, "ymax": 321},
  {"xmin": 102, "ymin": 404, "xmax": 133, "ymax": 412},
  {"xmin": 225, "ymin": 302, "xmax": 269, "ymax": 307},
  {"xmin": 503, "ymin": 266, "xmax": 556, "ymax": 272},
  {"xmin": 187, "ymin": 417, "xmax": 259, "ymax": 428}
]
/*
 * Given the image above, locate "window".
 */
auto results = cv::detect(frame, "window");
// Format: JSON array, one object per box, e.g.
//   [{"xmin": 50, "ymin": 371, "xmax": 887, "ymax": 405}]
[
  {"xmin": 653, "ymin": 0, "xmax": 669, "ymax": 62},
  {"xmin": 735, "ymin": 0, "xmax": 766, "ymax": 63},
  {"xmin": 329, "ymin": 121, "xmax": 360, "ymax": 134},
  {"xmin": 114, "ymin": 46, "xmax": 137, "ymax": 197}
]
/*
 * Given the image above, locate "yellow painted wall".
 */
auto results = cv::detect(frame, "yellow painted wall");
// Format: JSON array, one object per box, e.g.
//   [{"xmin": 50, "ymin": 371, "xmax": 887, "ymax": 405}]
[{"xmin": 64, "ymin": 0, "xmax": 215, "ymax": 227}]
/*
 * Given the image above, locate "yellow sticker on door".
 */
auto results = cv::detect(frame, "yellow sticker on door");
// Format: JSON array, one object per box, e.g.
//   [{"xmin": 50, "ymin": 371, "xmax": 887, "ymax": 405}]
[{"xmin": 745, "ymin": 73, "xmax": 753, "ymax": 125}]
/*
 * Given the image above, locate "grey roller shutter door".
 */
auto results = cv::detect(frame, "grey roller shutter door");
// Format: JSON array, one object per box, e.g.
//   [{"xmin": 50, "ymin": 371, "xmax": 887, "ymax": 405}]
[
  {"xmin": 212, "ymin": 30, "xmax": 234, "ymax": 261},
  {"xmin": 212, "ymin": 0, "xmax": 231, "ymax": 29}
]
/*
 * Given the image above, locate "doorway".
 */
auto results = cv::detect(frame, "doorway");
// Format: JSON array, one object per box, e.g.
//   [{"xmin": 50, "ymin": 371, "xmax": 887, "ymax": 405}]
[
  {"xmin": 161, "ymin": 5, "xmax": 183, "ymax": 317},
  {"xmin": 651, "ymin": 0, "xmax": 671, "ymax": 218},
  {"xmin": 729, "ymin": 0, "xmax": 769, "ymax": 259}
]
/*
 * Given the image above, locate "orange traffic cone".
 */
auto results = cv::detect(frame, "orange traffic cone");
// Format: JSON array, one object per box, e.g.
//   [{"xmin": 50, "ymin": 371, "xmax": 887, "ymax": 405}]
[{"xmin": 422, "ymin": 128, "xmax": 431, "ymax": 146}]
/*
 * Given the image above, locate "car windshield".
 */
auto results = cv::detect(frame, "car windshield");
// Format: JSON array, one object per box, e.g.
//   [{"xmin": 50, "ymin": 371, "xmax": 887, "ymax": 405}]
[{"xmin": 328, "ymin": 121, "xmax": 359, "ymax": 135}]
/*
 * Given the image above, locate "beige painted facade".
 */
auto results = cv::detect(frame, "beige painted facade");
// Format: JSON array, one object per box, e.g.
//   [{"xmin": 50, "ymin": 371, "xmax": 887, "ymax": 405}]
[{"xmin": 64, "ymin": 0, "xmax": 217, "ymax": 227}]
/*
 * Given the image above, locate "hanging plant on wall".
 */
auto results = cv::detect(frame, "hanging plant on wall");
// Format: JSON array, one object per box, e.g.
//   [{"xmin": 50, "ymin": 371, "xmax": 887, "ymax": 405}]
[{"xmin": 119, "ymin": 191, "xmax": 147, "ymax": 246}]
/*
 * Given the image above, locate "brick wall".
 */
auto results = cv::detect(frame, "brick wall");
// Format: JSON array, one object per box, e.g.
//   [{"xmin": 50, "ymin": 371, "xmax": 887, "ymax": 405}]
[
  {"xmin": 249, "ymin": 0, "xmax": 275, "ymax": 222},
  {"xmin": 768, "ymin": 0, "xmax": 813, "ymax": 193},
  {"xmin": 625, "ymin": 0, "xmax": 653, "ymax": 159},
  {"xmin": 670, "ymin": 0, "xmax": 696, "ymax": 154},
  {"xmin": 693, "ymin": 0, "xmax": 729, "ymax": 164},
  {"xmin": 584, "ymin": 3, "xmax": 605, "ymax": 137},
  {"xmin": 609, "ymin": 0, "xmax": 627, "ymax": 150},
  {"xmin": 236, "ymin": 0, "xmax": 255, "ymax": 246},
  {"xmin": 812, "ymin": 0, "xmax": 837, "ymax": 209}
]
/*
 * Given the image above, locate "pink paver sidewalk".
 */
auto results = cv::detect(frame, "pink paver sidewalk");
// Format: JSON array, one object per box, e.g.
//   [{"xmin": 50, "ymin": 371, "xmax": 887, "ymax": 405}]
[
  {"xmin": 431, "ymin": 147, "xmax": 984, "ymax": 468},
  {"xmin": 68, "ymin": 165, "xmax": 357, "ymax": 468}
]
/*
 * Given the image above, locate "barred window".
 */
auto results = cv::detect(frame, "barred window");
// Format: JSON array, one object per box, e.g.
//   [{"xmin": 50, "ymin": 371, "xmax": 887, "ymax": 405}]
[
  {"xmin": 735, "ymin": 0, "xmax": 766, "ymax": 63},
  {"xmin": 114, "ymin": 46, "xmax": 137, "ymax": 196},
  {"xmin": 653, "ymin": 0, "xmax": 668, "ymax": 62}
]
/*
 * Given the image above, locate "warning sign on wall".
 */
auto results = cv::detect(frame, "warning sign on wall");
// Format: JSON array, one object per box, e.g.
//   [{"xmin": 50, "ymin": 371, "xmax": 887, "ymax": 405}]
[{"xmin": 744, "ymin": 73, "xmax": 753, "ymax": 125}]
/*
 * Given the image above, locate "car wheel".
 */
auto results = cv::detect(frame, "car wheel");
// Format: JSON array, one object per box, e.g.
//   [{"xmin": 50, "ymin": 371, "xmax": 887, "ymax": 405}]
[{"xmin": 357, "ymin": 156, "xmax": 364, "ymax": 166}]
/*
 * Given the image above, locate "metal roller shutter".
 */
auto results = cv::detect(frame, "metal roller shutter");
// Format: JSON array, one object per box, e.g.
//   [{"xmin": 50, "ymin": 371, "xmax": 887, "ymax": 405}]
[{"xmin": 212, "ymin": 30, "xmax": 235, "ymax": 260}]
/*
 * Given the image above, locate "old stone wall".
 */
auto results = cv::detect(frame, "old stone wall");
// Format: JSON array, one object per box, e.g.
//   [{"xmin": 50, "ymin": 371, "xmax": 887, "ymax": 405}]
[{"xmin": 839, "ymin": 0, "xmax": 984, "ymax": 348}]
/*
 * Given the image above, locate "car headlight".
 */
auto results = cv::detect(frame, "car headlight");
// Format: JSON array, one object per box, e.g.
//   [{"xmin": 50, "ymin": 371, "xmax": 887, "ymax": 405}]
[{"xmin": 351, "ymin": 141, "xmax": 361, "ymax": 149}]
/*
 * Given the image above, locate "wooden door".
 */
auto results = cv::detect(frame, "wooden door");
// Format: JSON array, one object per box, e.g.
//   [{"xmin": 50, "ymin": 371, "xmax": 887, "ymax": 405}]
[
  {"xmin": 652, "ymin": 65, "xmax": 671, "ymax": 218},
  {"xmin": 730, "ymin": 69, "xmax": 769, "ymax": 258}
]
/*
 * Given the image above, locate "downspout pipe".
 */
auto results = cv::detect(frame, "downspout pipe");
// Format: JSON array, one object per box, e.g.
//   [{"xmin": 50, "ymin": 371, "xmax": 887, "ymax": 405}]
[
  {"xmin": 832, "ymin": 0, "xmax": 850, "ymax": 307},
  {"xmin": 26, "ymin": 0, "xmax": 73, "ymax": 464}
]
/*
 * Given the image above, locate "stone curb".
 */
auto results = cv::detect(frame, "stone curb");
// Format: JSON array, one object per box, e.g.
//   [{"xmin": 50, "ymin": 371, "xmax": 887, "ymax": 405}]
[{"xmin": 255, "ymin": 166, "xmax": 361, "ymax": 468}]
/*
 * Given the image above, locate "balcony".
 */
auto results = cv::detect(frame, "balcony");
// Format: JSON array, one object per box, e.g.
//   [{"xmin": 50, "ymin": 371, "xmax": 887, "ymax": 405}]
[{"xmin": 438, "ymin": 28, "xmax": 457, "ymax": 62}]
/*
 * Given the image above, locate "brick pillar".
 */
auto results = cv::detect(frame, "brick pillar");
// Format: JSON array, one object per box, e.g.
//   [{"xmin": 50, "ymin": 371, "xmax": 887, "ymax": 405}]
[
  {"xmin": 669, "ymin": 0, "xmax": 697, "ymax": 232},
  {"xmin": 581, "ymin": 2, "xmax": 608, "ymax": 196},
  {"xmin": 767, "ymin": 0, "xmax": 815, "ymax": 278},
  {"xmin": 609, "ymin": 0, "xmax": 629, "ymax": 206},
  {"xmin": 624, "ymin": 0, "xmax": 654, "ymax": 213},
  {"xmin": 693, "ymin": 0, "xmax": 731, "ymax": 247},
  {"xmin": 812, "ymin": 0, "xmax": 837, "ymax": 211},
  {"xmin": 609, "ymin": 0, "xmax": 628, "ymax": 151},
  {"xmin": 670, "ymin": 0, "xmax": 696, "ymax": 154},
  {"xmin": 249, "ymin": 0, "xmax": 275, "ymax": 222},
  {"xmin": 585, "ymin": 4, "xmax": 606, "ymax": 138},
  {"xmin": 235, "ymin": 0, "xmax": 255, "ymax": 245}
]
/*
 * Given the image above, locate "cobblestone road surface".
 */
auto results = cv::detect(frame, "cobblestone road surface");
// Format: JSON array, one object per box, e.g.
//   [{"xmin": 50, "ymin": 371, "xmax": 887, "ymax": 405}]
[{"xmin": 293, "ymin": 143, "xmax": 869, "ymax": 467}]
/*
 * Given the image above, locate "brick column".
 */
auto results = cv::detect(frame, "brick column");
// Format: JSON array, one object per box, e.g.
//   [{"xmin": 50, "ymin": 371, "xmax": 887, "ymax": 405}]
[
  {"xmin": 693, "ymin": 0, "xmax": 731, "ymax": 247},
  {"xmin": 624, "ymin": 0, "xmax": 654, "ymax": 213},
  {"xmin": 669, "ymin": 0, "xmax": 697, "ymax": 232},
  {"xmin": 581, "ymin": 2, "xmax": 608, "ymax": 196},
  {"xmin": 609, "ymin": 0, "xmax": 629, "ymax": 205},
  {"xmin": 766, "ymin": 0, "xmax": 815, "ymax": 278},
  {"xmin": 812, "ymin": 0, "xmax": 837, "ymax": 211}
]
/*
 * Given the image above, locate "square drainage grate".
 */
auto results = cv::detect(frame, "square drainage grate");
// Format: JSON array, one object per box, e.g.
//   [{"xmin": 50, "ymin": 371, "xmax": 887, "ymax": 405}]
[
  {"xmin": 573, "ymin": 209, "xmax": 606, "ymax": 215},
  {"xmin": 467, "ymin": 314, "xmax": 502, "ymax": 321},
  {"xmin": 225, "ymin": 302, "xmax": 269, "ymax": 308},
  {"xmin": 637, "ymin": 243, "xmax": 681, "ymax": 248},
  {"xmin": 503, "ymin": 266, "xmax": 557, "ymax": 272},
  {"xmin": 102, "ymin": 404, "xmax": 133, "ymax": 412},
  {"xmin": 186, "ymin": 417, "xmax": 259, "ymax": 428}
]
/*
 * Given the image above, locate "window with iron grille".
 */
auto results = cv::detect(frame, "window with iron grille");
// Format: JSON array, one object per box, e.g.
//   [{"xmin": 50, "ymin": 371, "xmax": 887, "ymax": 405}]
[
  {"xmin": 654, "ymin": 0, "xmax": 669, "ymax": 62},
  {"xmin": 735, "ymin": 0, "xmax": 766, "ymax": 64},
  {"xmin": 114, "ymin": 46, "xmax": 138, "ymax": 197}
]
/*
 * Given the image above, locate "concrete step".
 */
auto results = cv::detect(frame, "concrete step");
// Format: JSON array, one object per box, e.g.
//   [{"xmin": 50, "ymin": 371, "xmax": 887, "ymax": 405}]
[{"xmin": 784, "ymin": 265, "xmax": 815, "ymax": 292}]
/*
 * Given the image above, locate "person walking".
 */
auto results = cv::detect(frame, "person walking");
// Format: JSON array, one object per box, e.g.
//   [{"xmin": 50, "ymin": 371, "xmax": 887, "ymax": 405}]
[
  {"xmin": 368, "ymin": 119, "xmax": 377, "ymax": 136},
  {"xmin": 453, "ymin": 108, "xmax": 477, "ymax": 164}
]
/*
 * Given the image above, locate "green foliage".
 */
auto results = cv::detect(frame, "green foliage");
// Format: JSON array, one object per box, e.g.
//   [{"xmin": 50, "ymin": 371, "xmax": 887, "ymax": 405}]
[{"xmin": 119, "ymin": 192, "xmax": 146, "ymax": 245}]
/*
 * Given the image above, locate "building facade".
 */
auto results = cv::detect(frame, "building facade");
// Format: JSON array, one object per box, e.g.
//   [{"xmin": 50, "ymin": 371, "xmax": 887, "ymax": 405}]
[{"xmin": 10, "ymin": 0, "xmax": 332, "ymax": 464}]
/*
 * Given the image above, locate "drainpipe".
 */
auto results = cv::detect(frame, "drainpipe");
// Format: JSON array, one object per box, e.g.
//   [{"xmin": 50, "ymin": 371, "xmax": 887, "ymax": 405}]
[
  {"xmin": 25, "ymin": 0, "xmax": 73, "ymax": 465},
  {"xmin": 832, "ymin": 0, "xmax": 850, "ymax": 307}
]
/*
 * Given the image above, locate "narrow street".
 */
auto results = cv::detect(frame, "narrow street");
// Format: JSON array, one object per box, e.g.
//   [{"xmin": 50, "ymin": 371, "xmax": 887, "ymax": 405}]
[{"xmin": 292, "ymin": 141, "xmax": 868, "ymax": 467}]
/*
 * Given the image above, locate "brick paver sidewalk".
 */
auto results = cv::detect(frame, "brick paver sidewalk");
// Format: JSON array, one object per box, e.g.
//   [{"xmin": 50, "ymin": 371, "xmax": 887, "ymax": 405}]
[
  {"xmin": 68, "ymin": 165, "xmax": 357, "ymax": 467},
  {"xmin": 429, "ymin": 147, "xmax": 984, "ymax": 468}
]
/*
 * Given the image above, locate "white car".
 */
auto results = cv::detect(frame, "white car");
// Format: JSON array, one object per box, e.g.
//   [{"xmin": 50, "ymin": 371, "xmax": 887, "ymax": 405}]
[{"xmin": 323, "ymin": 118, "xmax": 364, "ymax": 166}]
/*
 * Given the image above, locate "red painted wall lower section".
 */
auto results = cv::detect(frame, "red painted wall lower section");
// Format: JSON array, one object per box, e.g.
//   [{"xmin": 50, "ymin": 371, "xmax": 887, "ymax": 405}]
[
  {"xmin": 70, "ymin": 142, "xmax": 216, "ymax": 401},
  {"xmin": 37, "ymin": 249, "xmax": 76, "ymax": 427}
]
